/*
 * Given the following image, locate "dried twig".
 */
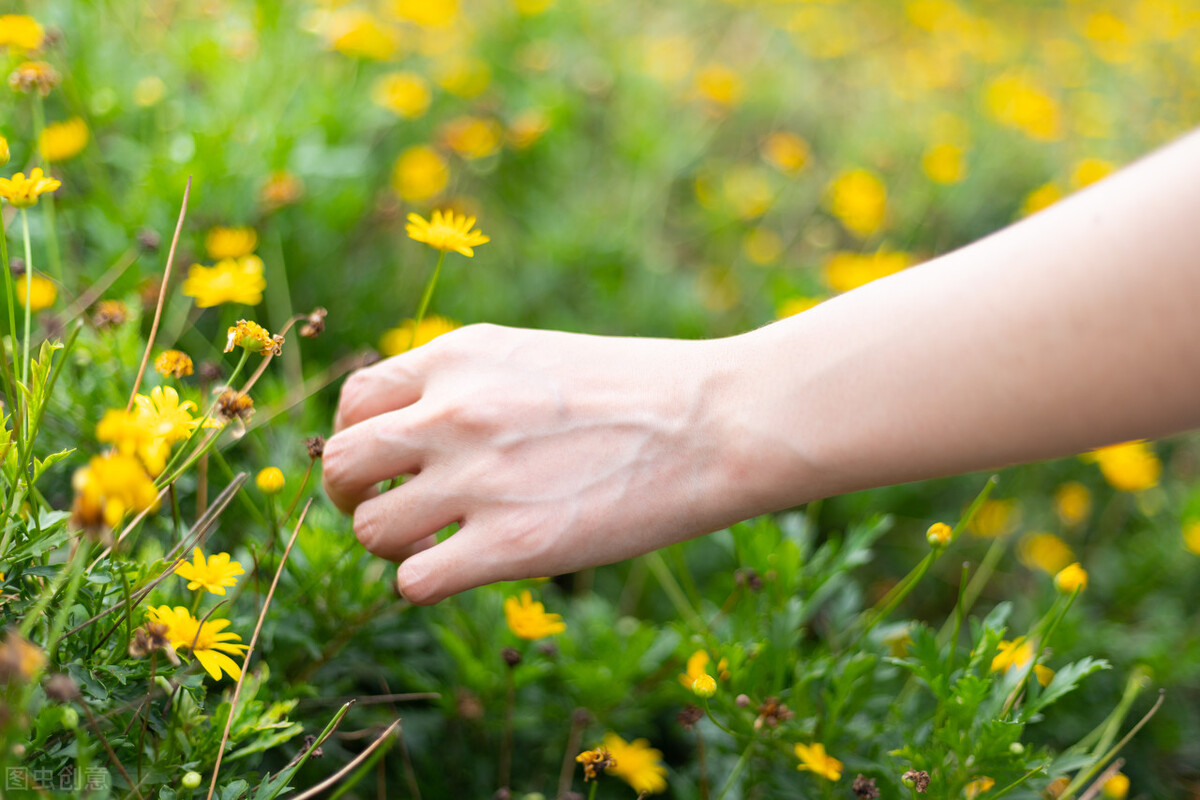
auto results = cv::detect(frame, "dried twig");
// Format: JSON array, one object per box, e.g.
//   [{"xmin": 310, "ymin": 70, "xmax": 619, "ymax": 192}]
[
  {"xmin": 205, "ymin": 499, "xmax": 313, "ymax": 800},
  {"xmin": 1077, "ymin": 758, "xmax": 1125, "ymax": 800},
  {"xmin": 288, "ymin": 719, "xmax": 402, "ymax": 800},
  {"xmin": 127, "ymin": 176, "xmax": 191, "ymax": 410}
]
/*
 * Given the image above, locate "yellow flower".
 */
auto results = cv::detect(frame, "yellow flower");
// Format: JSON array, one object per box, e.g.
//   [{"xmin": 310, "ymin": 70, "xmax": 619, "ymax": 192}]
[
  {"xmin": 1018, "ymin": 533, "xmax": 1075, "ymax": 575},
  {"xmin": 225, "ymin": 319, "xmax": 279, "ymax": 356},
  {"xmin": 692, "ymin": 673, "xmax": 717, "ymax": 697},
  {"xmin": 1034, "ymin": 664, "xmax": 1056, "ymax": 688},
  {"xmin": 380, "ymin": 315, "xmax": 460, "ymax": 356},
  {"xmin": 93, "ymin": 299, "xmax": 130, "ymax": 329},
  {"xmin": 96, "ymin": 410, "xmax": 171, "ymax": 476},
  {"xmin": 968, "ymin": 498, "xmax": 1018, "ymax": 538},
  {"xmin": 71, "ymin": 452, "xmax": 160, "ymax": 529},
  {"xmin": 0, "ymin": 168, "xmax": 61, "ymax": 208},
  {"xmin": 603, "ymin": 733, "xmax": 667, "ymax": 795},
  {"xmin": 1054, "ymin": 562, "xmax": 1088, "ymax": 594},
  {"xmin": 320, "ymin": 9, "xmax": 400, "ymax": 60},
  {"xmin": 15, "ymin": 274, "xmax": 57, "ymax": 311},
  {"xmin": 1022, "ymin": 182, "xmax": 1062, "ymax": 216},
  {"xmin": 181, "ymin": 256, "xmax": 266, "ymax": 307},
  {"xmin": 991, "ymin": 637, "xmax": 1034, "ymax": 673},
  {"xmin": 504, "ymin": 590, "xmax": 565, "ymax": 640},
  {"xmin": 514, "ymin": 0, "xmax": 555, "ymax": 16},
  {"xmin": 0, "ymin": 135, "xmax": 8, "ymax": 166},
  {"xmin": 205, "ymin": 227, "xmax": 257, "ymax": 260},
  {"xmin": 406, "ymin": 209, "xmax": 489, "ymax": 257},
  {"xmin": 174, "ymin": 547, "xmax": 245, "ymax": 596},
  {"xmin": 1183, "ymin": 521, "xmax": 1200, "ymax": 556},
  {"xmin": 826, "ymin": 169, "xmax": 887, "ymax": 238},
  {"xmin": 965, "ymin": 776, "xmax": 995, "ymax": 798},
  {"xmin": 507, "ymin": 108, "xmax": 550, "ymax": 150},
  {"xmin": 434, "ymin": 56, "xmax": 492, "ymax": 99},
  {"xmin": 1083, "ymin": 12, "xmax": 1134, "ymax": 64},
  {"xmin": 260, "ymin": 171, "xmax": 304, "ymax": 210},
  {"xmin": 146, "ymin": 606, "xmax": 247, "ymax": 681},
  {"xmin": 155, "ymin": 350, "xmax": 195, "ymax": 379},
  {"xmin": 1070, "ymin": 158, "xmax": 1116, "ymax": 190},
  {"xmin": 794, "ymin": 742, "xmax": 842, "ymax": 781},
  {"xmin": 761, "ymin": 131, "xmax": 811, "ymax": 175},
  {"xmin": 256, "ymin": 467, "xmax": 285, "ymax": 495},
  {"xmin": 1054, "ymin": 482, "xmax": 1091, "ymax": 527},
  {"xmin": 679, "ymin": 650, "xmax": 714, "ymax": 690},
  {"xmin": 776, "ymin": 296, "xmax": 823, "ymax": 318},
  {"xmin": 134, "ymin": 386, "xmax": 206, "ymax": 445},
  {"xmin": 694, "ymin": 63, "xmax": 743, "ymax": 108},
  {"xmin": 38, "ymin": 117, "xmax": 89, "ymax": 162},
  {"xmin": 440, "ymin": 116, "xmax": 502, "ymax": 160},
  {"xmin": 391, "ymin": 145, "xmax": 449, "ymax": 202},
  {"xmin": 1083, "ymin": 441, "xmax": 1160, "ymax": 492},
  {"xmin": 0, "ymin": 15, "xmax": 46, "ymax": 51},
  {"xmin": 985, "ymin": 72, "xmax": 1062, "ymax": 141},
  {"xmin": 922, "ymin": 142, "xmax": 966, "ymax": 184},
  {"xmin": 926, "ymin": 522, "xmax": 952, "ymax": 547},
  {"xmin": 1103, "ymin": 772, "xmax": 1130, "ymax": 799},
  {"xmin": 372, "ymin": 71, "xmax": 431, "ymax": 118},
  {"xmin": 823, "ymin": 250, "xmax": 910, "ymax": 293},
  {"xmin": 392, "ymin": 0, "xmax": 459, "ymax": 27}
]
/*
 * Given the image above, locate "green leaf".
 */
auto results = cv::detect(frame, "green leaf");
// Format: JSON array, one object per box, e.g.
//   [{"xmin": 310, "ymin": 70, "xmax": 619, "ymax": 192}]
[{"xmin": 1025, "ymin": 657, "xmax": 1111, "ymax": 718}]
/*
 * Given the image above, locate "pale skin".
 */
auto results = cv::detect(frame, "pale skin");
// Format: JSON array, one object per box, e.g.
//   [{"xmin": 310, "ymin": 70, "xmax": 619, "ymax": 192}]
[{"xmin": 324, "ymin": 127, "xmax": 1200, "ymax": 605}]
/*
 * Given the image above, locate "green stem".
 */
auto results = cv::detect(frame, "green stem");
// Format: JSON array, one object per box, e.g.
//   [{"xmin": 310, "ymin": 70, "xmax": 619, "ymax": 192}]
[
  {"xmin": 715, "ymin": 739, "xmax": 755, "ymax": 800},
  {"xmin": 33, "ymin": 94, "xmax": 62, "ymax": 282},
  {"xmin": 20, "ymin": 208, "xmax": 33, "ymax": 391},
  {"xmin": 586, "ymin": 780, "xmax": 597, "ymax": 800},
  {"xmin": 645, "ymin": 550, "xmax": 706, "ymax": 635},
  {"xmin": 156, "ymin": 349, "xmax": 251, "ymax": 487},
  {"xmin": 408, "ymin": 250, "xmax": 446, "ymax": 351},
  {"xmin": 0, "ymin": 221, "xmax": 18, "ymax": 411}
]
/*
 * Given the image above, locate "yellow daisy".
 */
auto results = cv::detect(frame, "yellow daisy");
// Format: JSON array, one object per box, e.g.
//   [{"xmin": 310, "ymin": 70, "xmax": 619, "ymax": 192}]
[
  {"xmin": 146, "ymin": 606, "xmax": 247, "ymax": 681},
  {"xmin": 174, "ymin": 548, "xmax": 245, "ymax": 596},
  {"xmin": 503, "ymin": 590, "xmax": 566, "ymax": 640},
  {"xmin": 0, "ymin": 168, "xmax": 61, "ymax": 208},
  {"xmin": 181, "ymin": 256, "xmax": 266, "ymax": 308},
  {"xmin": 406, "ymin": 210, "xmax": 489, "ymax": 257}
]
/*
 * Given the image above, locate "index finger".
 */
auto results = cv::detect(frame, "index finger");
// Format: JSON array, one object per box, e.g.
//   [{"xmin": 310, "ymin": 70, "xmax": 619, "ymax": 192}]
[{"xmin": 334, "ymin": 351, "xmax": 427, "ymax": 433}]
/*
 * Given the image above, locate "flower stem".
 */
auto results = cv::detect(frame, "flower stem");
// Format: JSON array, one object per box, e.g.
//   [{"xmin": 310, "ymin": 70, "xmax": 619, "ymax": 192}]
[
  {"xmin": 408, "ymin": 250, "xmax": 446, "ymax": 351},
  {"xmin": 0, "ymin": 218, "xmax": 20, "ymax": 413},
  {"xmin": 19, "ymin": 208, "xmax": 34, "ymax": 392}
]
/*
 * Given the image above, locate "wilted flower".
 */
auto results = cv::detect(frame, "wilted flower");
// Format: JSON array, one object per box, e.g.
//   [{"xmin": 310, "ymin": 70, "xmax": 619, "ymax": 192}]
[
  {"xmin": 155, "ymin": 349, "xmax": 194, "ymax": 379},
  {"xmin": 406, "ymin": 209, "xmax": 489, "ymax": 257},
  {"xmin": 902, "ymin": 769, "xmax": 930, "ymax": 793},
  {"xmin": 504, "ymin": 590, "xmax": 566, "ymax": 640},
  {"xmin": 8, "ymin": 61, "xmax": 59, "ymax": 94},
  {"xmin": 93, "ymin": 299, "xmax": 130, "ymax": 330},
  {"xmin": 0, "ymin": 628, "xmax": 46, "ymax": 685},
  {"xmin": 174, "ymin": 547, "xmax": 245, "ymax": 595},
  {"xmin": 794, "ymin": 742, "xmax": 843, "ymax": 781},
  {"xmin": 216, "ymin": 389, "xmax": 254, "ymax": 423},
  {"xmin": 576, "ymin": 747, "xmax": 616, "ymax": 782},
  {"xmin": 305, "ymin": 435, "xmax": 326, "ymax": 459},
  {"xmin": 299, "ymin": 307, "xmax": 328, "ymax": 338},
  {"xmin": 225, "ymin": 319, "xmax": 280, "ymax": 356},
  {"xmin": 755, "ymin": 696, "xmax": 795, "ymax": 730},
  {"xmin": 128, "ymin": 621, "xmax": 177, "ymax": 663}
]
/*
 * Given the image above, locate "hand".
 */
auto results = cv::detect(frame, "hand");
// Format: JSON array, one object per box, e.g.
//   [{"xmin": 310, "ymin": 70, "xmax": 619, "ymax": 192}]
[{"xmin": 323, "ymin": 323, "xmax": 750, "ymax": 604}]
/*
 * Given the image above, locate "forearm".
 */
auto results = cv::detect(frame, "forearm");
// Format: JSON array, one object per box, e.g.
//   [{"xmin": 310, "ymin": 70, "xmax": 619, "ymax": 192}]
[{"xmin": 724, "ymin": 128, "xmax": 1200, "ymax": 511}]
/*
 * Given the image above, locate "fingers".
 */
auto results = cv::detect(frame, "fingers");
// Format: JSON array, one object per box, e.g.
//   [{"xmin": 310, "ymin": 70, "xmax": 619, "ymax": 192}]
[
  {"xmin": 323, "ymin": 407, "xmax": 426, "ymax": 513},
  {"xmin": 351, "ymin": 477, "xmax": 460, "ymax": 562},
  {"xmin": 394, "ymin": 526, "xmax": 498, "ymax": 605},
  {"xmin": 334, "ymin": 352, "xmax": 428, "ymax": 434}
]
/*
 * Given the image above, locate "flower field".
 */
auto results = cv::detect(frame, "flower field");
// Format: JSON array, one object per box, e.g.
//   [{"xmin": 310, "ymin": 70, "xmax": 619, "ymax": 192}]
[{"xmin": 1, "ymin": 1, "xmax": 1199, "ymax": 798}]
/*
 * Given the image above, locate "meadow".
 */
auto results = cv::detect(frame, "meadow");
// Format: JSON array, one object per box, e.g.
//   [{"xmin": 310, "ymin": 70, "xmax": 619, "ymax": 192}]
[{"xmin": 1, "ymin": 0, "xmax": 1199, "ymax": 797}]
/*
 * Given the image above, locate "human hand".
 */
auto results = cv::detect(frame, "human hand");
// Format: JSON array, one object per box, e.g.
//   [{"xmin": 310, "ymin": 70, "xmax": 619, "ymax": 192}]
[{"xmin": 322, "ymin": 323, "xmax": 755, "ymax": 604}]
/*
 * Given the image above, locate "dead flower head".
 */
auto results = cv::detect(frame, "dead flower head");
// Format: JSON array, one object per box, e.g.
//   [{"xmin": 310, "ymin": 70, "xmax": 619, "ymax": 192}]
[
  {"xmin": 305, "ymin": 435, "xmax": 326, "ymax": 459},
  {"xmin": 677, "ymin": 704, "xmax": 704, "ymax": 730},
  {"xmin": 754, "ymin": 696, "xmax": 794, "ymax": 731},
  {"xmin": 217, "ymin": 389, "xmax": 254, "ymax": 423},
  {"xmin": 299, "ymin": 307, "xmax": 327, "ymax": 338},
  {"xmin": 576, "ymin": 747, "xmax": 617, "ymax": 782},
  {"xmin": 92, "ymin": 299, "xmax": 130, "ymax": 330},
  {"xmin": 8, "ymin": 61, "xmax": 60, "ymax": 95},
  {"xmin": 128, "ymin": 621, "xmax": 180, "ymax": 665},
  {"xmin": 853, "ymin": 774, "xmax": 881, "ymax": 799},
  {"xmin": 902, "ymin": 769, "xmax": 930, "ymax": 794}
]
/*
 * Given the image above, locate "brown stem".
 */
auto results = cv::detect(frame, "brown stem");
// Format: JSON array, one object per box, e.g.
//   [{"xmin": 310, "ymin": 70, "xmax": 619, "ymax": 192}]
[
  {"xmin": 287, "ymin": 720, "xmax": 401, "ymax": 800},
  {"xmin": 81, "ymin": 698, "xmax": 145, "ymax": 800},
  {"xmin": 555, "ymin": 708, "xmax": 589, "ymax": 799},
  {"xmin": 127, "ymin": 177, "xmax": 191, "ymax": 411},
  {"xmin": 499, "ymin": 666, "xmax": 515, "ymax": 790}
]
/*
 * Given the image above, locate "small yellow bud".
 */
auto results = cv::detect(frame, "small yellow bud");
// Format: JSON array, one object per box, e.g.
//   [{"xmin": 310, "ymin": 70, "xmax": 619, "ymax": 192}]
[
  {"xmin": 256, "ymin": 467, "xmax": 285, "ymax": 495},
  {"xmin": 1054, "ymin": 562, "xmax": 1088, "ymax": 594},
  {"xmin": 691, "ymin": 673, "xmax": 717, "ymax": 698},
  {"xmin": 1102, "ymin": 772, "xmax": 1130, "ymax": 799},
  {"xmin": 926, "ymin": 522, "xmax": 952, "ymax": 547},
  {"xmin": 0, "ymin": 136, "xmax": 9, "ymax": 167}
]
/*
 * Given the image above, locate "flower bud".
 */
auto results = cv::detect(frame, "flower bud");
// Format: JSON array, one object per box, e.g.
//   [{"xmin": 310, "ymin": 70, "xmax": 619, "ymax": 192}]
[
  {"xmin": 256, "ymin": 467, "xmax": 285, "ymax": 495},
  {"xmin": 0, "ymin": 136, "xmax": 9, "ymax": 167},
  {"xmin": 926, "ymin": 522, "xmax": 952, "ymax": 547},
  {"xmin": 691, "ymin": 673, "xmax": 717, "ymax": 698},
  {"xmin": 1054, "ymin": 562, "xmax": 1088, "ymax": 594},
  {"xmin": 181, "ymin": 771, "xmax": 202, "ymax": 789}
]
